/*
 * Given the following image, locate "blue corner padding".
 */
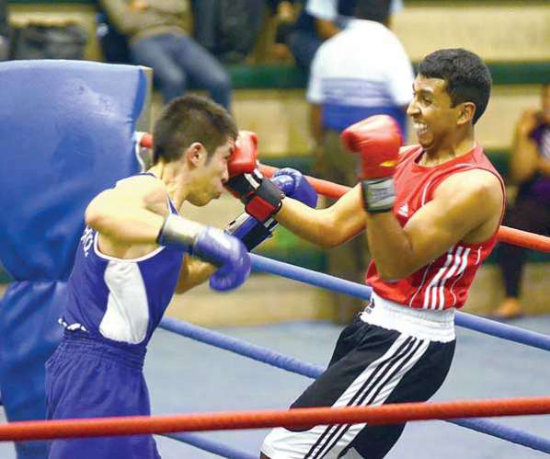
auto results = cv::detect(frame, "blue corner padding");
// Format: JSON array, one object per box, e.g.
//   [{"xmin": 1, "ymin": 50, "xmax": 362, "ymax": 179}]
[
  {"xmin": 0, "ymin": 60, "xmax": 147, "ymax": 458},
  {"xmin": 0, "ymin": 60, "xmax": 146, "ymax": 280},
  {"xmin": 0, "ymin": 282, "xmax": 65, "ymax": 457}
]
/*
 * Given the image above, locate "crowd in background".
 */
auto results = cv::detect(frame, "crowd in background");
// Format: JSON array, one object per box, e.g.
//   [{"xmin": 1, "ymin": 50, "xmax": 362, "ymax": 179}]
[{"xmin": 0, "ymin": 0, "xmax": 548, "ymax": 321}]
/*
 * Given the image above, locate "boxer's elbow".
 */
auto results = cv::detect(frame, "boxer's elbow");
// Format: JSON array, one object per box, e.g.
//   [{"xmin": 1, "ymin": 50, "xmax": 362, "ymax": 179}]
[
  {"xmin": 317, "ymin": 221, "xmax": 363, "ymax": 248},
  {"xmin": 84, "ymin": 193, "xmax": 116, "ymax": 232},
  {"xmin": 84, "ymin": 203, "xmax": 104, "ymax": 229},
  {"xmin": 316, "ymin": 229, "xmax": 346, "ymax": 248}
]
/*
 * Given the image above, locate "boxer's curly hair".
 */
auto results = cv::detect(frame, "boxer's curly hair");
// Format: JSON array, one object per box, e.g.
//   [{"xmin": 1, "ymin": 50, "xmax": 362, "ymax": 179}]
[
  {"xmin": 152, "ymin": 95, "xmax": 238, "ymax": 164},
  {"xmin": 418, "ymin": 48, "xmax": 492, "ymax": 124}
]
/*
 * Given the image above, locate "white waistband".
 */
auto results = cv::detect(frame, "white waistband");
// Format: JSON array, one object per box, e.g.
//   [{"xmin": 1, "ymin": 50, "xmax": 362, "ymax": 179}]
[{"xmin": 360, "ymin": 293, "xmax": 456, "ymax": 342}]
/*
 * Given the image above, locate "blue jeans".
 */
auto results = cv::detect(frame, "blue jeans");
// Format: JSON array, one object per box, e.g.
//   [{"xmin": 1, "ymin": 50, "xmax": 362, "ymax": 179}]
[{"xmin": 131, "ymin": 33, "xmax": 231, "ymax": 109}]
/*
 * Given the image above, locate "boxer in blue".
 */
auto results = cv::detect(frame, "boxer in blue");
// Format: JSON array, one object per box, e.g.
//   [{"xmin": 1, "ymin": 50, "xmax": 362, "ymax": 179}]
[{"xmin": 45, "ymin": 95, "xmax": 251, "ymax": 458}]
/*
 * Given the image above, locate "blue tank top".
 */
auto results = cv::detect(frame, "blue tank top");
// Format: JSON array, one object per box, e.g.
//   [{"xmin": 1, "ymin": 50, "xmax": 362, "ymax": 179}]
[{"xmin": 62, "ymin": 197, "xmax": 184, "ymax": 347}]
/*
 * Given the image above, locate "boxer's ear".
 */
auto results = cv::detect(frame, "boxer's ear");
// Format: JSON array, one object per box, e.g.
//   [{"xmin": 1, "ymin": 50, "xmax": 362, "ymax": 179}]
[{"xmin": 185, "ymin": 142, "xmax": 207, "ymax": 167}]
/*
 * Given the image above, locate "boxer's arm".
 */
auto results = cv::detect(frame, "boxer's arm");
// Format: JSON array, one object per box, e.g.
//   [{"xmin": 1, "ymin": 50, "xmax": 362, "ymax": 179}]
[
  {"xmin": 275, "ymin": 184, "xmax": 366, "ymax": 248},
  {"xmin": 85, "ymin": 175, "xmax": 167, "ymax": 246},
  {"xmin": 175, "ymin": 256, "xmax": 216, "ymax": 293},
  {"xmin": 367, "ymin": 169, "xmax": 503, "ymax": 280},
  {"xmin": 227, "ymin": 168, "xmax": 318, "ymax": 251}
]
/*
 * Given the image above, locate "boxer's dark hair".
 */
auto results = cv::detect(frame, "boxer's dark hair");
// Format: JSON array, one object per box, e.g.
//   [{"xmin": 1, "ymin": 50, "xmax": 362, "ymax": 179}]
[
  {"xmin": 152, "ymin": 95, "xmax": 238, "ymax": 164},
  {"xmin": 418, "ymin": 48, "xmax": 492, "ymax": 124}
]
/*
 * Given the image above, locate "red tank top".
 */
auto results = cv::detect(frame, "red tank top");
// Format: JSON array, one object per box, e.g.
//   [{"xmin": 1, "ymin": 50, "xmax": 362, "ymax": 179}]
[{"xmin": 366, "ymin": 144, "xmax": 505, "ymax": 310}]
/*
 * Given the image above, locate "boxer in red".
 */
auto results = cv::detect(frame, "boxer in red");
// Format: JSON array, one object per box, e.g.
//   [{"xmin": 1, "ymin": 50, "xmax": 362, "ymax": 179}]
[{"xmin": 249, "ymin": 48, "xmax": 505, "ymax": 458}]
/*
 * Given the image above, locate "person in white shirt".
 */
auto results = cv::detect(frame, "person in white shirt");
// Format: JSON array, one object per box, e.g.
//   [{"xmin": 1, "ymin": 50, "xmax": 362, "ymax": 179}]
[
  {"xmin": 307, "ymin": 0, "xmax": 414, "ymax": 321},
  {"xmin": 286, "ymin": 0, "xmax": 403, "ymax": 72}
]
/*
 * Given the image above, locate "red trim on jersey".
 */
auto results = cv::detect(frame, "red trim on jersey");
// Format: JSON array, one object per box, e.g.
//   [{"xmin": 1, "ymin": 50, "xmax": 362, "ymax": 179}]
[{"xmin": 366, "ymin": 144, "xmax": 505, "ymax": 310}]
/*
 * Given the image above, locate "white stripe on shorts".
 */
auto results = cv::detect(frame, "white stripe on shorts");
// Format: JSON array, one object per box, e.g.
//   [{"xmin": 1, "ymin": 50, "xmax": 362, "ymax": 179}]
[{"xmin": 261, "ymin": 334, "xmax": 429, "ymax": 459}]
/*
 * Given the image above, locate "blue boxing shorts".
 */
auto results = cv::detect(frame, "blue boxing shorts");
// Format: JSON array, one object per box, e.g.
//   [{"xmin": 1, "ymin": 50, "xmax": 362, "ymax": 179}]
[{"xmin": 45, "ymin": 330, "xmax": 160, "ymax": 459}]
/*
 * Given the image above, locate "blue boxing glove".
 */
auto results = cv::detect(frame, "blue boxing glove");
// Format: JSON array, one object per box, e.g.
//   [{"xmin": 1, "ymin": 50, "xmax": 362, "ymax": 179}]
[
  {"xmin": 226, "ymin": 168, "xmax": 318, "ymax": 251},
  {"xmin": 272, "ymin": 168, "xmax": 318, "ymax": 208},
  {"xmin": 157, "ymin": 214, "xmax": 250, "ymax": 291}
]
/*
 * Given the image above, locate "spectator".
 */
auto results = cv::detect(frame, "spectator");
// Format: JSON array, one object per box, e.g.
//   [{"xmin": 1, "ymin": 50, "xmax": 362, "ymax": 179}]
[
  {"xmin": 285, "ymin": 0, "xmax": 346, "ymax": 72},
  {"xmin": 268, "ymin": 1, "xmax": 299, "ymax": 61},
  {"xmin": 100, "ymin": 0, "xmax": 232, "ymax": 109},
  {"xmin": 0, "ymin": 0, "xmax": 9, "ymax": 60},
  {"xmin": 191, "ymin": 0, "xmax": 265, "ymax": 64},
  {"xmin": 285, "ymin": 0, "xmax": 403, "ymax": 72},
  {"xmin": 307, "ymin": 0, "xmax": 414, "ymax": 321},
  {"xmin": 493, "ymin": 83, "xmax": 550, "ymax": 319}
]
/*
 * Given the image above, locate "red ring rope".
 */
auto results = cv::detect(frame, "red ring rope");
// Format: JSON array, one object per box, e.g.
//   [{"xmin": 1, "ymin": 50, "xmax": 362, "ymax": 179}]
[
  {"xmin": 0, "ymin": 397, "xmax": 548, "ymax": 442},
  {"xmin": 139, "ymin": 134, "xmax": 550, "ymax": 252}
]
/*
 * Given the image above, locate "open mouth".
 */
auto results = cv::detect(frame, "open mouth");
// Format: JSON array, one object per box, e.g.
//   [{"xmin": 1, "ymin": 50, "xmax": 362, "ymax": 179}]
[{"xmin": 413, "ymin": 121, "xmax": 429, "ymax": 137}]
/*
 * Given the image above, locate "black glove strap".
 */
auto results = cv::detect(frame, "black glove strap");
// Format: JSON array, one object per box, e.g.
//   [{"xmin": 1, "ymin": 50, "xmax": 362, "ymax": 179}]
[
  {"xmin": 244, "ymin": 179, "xmax": 285, "ymax": 222},
  {"xmin": 225, "ymin": 170, "xmax": 262, "ymax": 198},
  {"xmin": 226, "ymin": 214, "xmax": 278, "ymax": 251}
]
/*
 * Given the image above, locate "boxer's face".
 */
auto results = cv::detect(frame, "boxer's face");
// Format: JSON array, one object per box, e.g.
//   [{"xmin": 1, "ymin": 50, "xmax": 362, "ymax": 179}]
[
  {"xmin": 407, "ymin": 76, "xmax": 461, "ymax": 153},
  {"xmin": 187, "ymin": 137, "xmax": 234, "ymax": 206}
]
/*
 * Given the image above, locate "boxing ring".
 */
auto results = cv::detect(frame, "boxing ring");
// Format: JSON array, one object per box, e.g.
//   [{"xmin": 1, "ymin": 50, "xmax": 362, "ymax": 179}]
[
  {"xmin": 2, "ymin": 160, "xmax": 550, "ymax": 457},
  {"xmin": 0, "ymin": 60, "xmax": 548, "ymax": 458},
  {"xmin": 0, "ymin": 257, "xmax": 549, "ymax": 457}
]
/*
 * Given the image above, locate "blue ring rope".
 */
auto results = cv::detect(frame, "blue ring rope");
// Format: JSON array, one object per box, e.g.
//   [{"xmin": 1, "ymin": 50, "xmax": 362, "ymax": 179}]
[
  {"xmin": 163, "ymin": 432, "xmax": 255, "ymax": 459},
  {"xmin": 159, "ymin": 317, "xmax": 550, "ymax": 454},
  {"xmin": 164, "ymin": 420, "xmax": 550, "ymax": 457},
  {"xmin": 161, "ymin": 317, "xmax": 321, "ymax": 378},
  {"xmin": 450, "ymin": 418, "xmax": 550, "ymax": 453},
  {"xmin": 250, "ymin": 254, "xmax": 550, "ymax": 352}
]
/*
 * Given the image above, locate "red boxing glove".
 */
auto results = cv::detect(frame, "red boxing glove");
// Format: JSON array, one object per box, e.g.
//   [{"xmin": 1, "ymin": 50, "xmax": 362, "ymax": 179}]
[
  {"xmin": 341, "ymin": 116, "xmax": 402, "ymax": 213},
  {"xmin": 340, "ymin": 115, "xmax": 402, "ymax": 179},
  {"xmin": 228, "ymin": 130, "xmax": 259, "ymax": 177},
  {"xmin": 225, "ymin": 131, "xmax": 285, "ymax": 222}
]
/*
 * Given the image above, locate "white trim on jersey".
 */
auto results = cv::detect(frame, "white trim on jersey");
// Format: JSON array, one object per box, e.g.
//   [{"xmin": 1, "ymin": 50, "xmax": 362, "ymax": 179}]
[
  {"xmin": 261, "ymin": 336, "xmax": 430, "ymax": 459},
  {"xmin": 422, "ymin": 247, "xmax": 456, "ymax": 310},
  {"xmin": 99, "ymin": 260, "xmax": 150, "ymax": 344},
  {"xmin": 408, "ymin": 261, "xmax": 433, "ymax": 308},
  {"xmin": 93, "ymin": 232, "xmax": 165, "ymax": 262},
  {"xmin": 420, "ymin": 176, "xmax": 435, "ymax": 206},
  {"xmin": 414, "ymin": 165, "xmax": 484, "ymax": 310},
  {"xmin": 449, "ymin": 246, "xmax": 478, "ymax": 307},
  {"xmin": 421, "ymin": 246, "xmax": 472, "ymax": 310},
  {"xmin": 475, "ymin": 246, "xmax": 482, "ymax": 265},
  {"xmin": 435, "ymin": 247, "xmax": 467, "ymax": 309}
]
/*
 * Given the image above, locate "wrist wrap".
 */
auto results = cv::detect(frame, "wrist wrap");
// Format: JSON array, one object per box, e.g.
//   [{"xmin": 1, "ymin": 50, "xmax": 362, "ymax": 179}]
[
  {"xmin": 156, "ymin": 214, "xmax": 203, "ymax": 251},
  {"xmin": 361, "ymin": 178, "xmax": 395, "ymax": 213}
]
